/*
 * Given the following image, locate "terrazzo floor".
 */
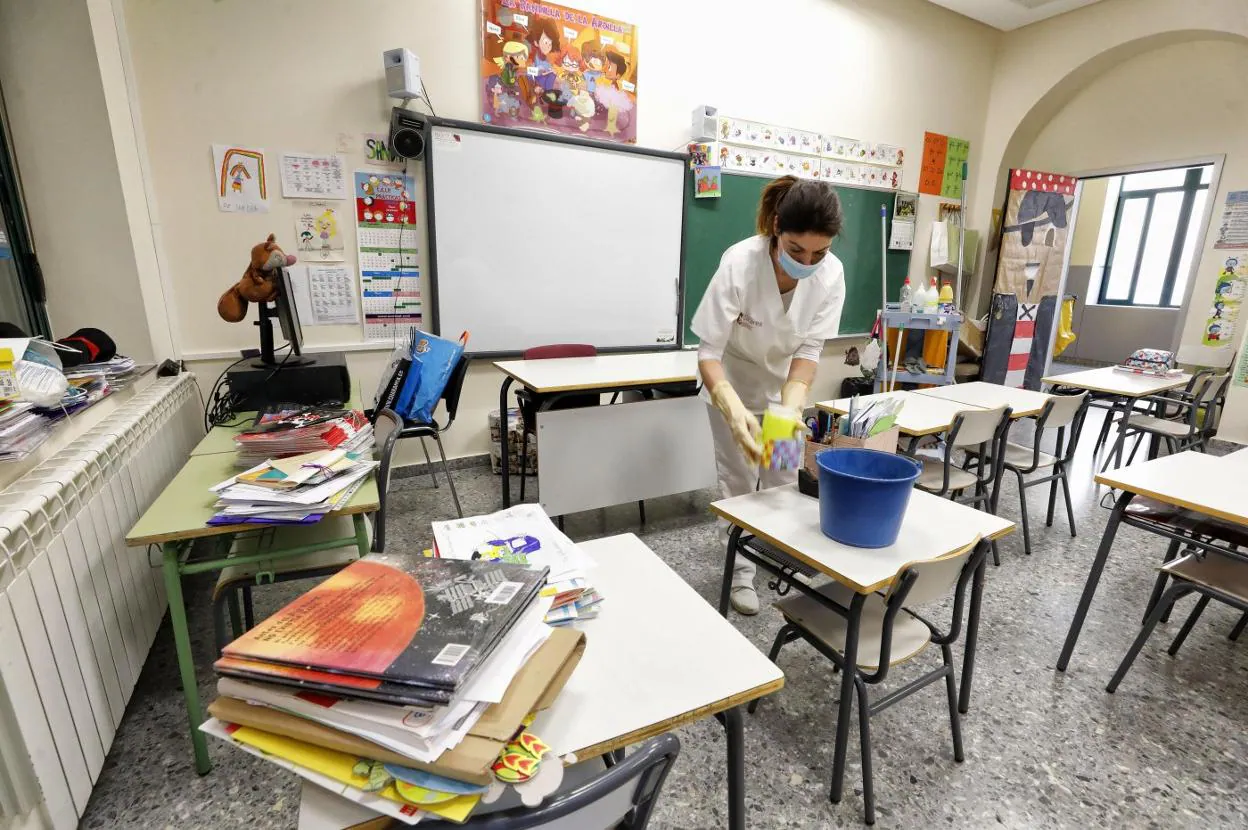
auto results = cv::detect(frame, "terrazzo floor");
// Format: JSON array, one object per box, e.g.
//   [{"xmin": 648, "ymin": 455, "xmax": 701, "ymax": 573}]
[{"xmin": 79, "ymin": 410, "xmax": 1248, "ymax": 829}]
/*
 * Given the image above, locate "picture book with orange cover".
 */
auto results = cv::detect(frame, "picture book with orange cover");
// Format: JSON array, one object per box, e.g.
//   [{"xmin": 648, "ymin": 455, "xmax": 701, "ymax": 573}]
[{"xmin": 220, "ymin": 556, "xmax": 546, "ymax": 699}]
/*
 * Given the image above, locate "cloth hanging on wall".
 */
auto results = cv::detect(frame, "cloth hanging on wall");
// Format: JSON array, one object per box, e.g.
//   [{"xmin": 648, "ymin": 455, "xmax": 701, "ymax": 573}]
[{"xmin": 981, "ymin": 169, "xmax": 1076, "ymax": 389}]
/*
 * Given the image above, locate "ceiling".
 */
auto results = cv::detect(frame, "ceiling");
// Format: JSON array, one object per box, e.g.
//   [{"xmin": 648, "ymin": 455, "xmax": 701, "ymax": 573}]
[{"xmin": 924, "ymin": 0, "xmax": 1106, "ymax": 30}]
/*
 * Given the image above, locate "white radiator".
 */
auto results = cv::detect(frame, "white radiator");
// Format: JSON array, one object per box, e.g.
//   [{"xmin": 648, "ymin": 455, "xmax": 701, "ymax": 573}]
[{"xmin": 0, "ymin": 375, "xmax": 202, "ymax": 830}]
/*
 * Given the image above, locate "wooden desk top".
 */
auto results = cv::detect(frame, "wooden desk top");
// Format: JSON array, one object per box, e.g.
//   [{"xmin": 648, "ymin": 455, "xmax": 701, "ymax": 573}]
[
  {"xmin": 710, "ymin": 485, "xmax": 1015, "ymax": 594},
  {"xmin": 816, "ymin": 390, "xmax": 985, "ymax": 437},
  {"xmin": 493, "ymin": 352, "xmax": 698, "ymax": 394},
  {"xmin": 1041, "ymin": 366, "xmax": 1189, "ymax": 398},
  {"xmin": 1095, "ymin": 451, "xmax": 1248, "ymax": 527},
  {"xmin": 916, "ymin": 381, "xmax": 1052, "ymax": 418},
  {"xmin": 125, "ymin": 453, "xmax": 378, "ymax": 546},
  {"xmin": 530, "ymin": 533, "xmax": 783, "ymax": 760}
]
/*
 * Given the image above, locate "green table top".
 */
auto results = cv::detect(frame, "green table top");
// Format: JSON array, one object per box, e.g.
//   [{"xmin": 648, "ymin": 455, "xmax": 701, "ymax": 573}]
[
  {"xmin": 190, "ymin": 385, "xmax": 366, "ymax": 457},
  {"xmin": 126, "ymin": 452, "xmax": 378, "ymax": 546}
]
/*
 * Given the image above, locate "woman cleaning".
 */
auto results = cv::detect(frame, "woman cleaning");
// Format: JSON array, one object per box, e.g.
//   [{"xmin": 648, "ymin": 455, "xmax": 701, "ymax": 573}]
[{"xmin": 692, "ymin": 175, "xmax": 846, "ymax": 615}]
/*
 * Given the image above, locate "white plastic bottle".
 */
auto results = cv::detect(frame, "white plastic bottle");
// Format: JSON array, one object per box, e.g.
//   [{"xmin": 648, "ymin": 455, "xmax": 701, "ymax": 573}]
[
  {"xmin": 911, "ymin": 279, "xmax": 928, "ymax": 314},
  {"xmin": 923, "ymin": 277, "xmax": 939, "ymax": 313}
]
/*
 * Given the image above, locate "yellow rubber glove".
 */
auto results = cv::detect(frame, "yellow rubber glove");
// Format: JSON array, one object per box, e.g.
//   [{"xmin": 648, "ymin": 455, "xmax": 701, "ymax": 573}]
[
  {"xmin": 777, "ymin": 380, "xmax": 810, "ymax": 434},
  {"xmin": 711, "ymin": 382, "xmax": 762, "ymax": 465}
]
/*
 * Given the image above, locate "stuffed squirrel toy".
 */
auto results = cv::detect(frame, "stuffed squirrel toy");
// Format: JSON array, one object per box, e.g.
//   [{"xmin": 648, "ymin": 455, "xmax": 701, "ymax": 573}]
[{"xmin": 217, "ymin": 234, "xmax": 297, "ymax": 323}]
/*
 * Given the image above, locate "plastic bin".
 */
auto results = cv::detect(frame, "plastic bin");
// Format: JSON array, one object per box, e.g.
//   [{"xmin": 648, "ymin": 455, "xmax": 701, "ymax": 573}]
[{"xmin": 816, "ymin": 448, "xmax": 921, "ymax": 548}]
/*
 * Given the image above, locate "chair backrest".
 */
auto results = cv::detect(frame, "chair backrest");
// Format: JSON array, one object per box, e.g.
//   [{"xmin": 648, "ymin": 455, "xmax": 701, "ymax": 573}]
[
  {"xmin": 370, "ymin": 409, "xmax": 403, "ymax": 553},
  {"xmin": 1201, "ymin": 373, "xmax": 1231, "ymax": 434},
  {"xmin": 1176, "ymin": 342, "xmax": 1235, "ymax": 370},
  {"xmin": 949, "ymin": 406, "xmax": 1009, "ymax": 449},
  {"xmin": 1039, "ymin": 390, "xmax": 1087, "ymax": 430},
  {"xmin": 888, "ymin": 537, "xmax": 980, "ymax": 607},
  {"xmin": 463, "ymin": 733, "xmax": 681, "ymax": 830},
  {"xmin": 524, "ymin": 344, "xmax": 599, "ymax": 360}
]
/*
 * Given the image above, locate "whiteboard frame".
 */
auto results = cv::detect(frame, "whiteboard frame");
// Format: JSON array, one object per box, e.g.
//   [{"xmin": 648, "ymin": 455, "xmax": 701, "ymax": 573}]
[{"xmin": 421, "ymin": 116, "xmax": 689, "ymax": 358}]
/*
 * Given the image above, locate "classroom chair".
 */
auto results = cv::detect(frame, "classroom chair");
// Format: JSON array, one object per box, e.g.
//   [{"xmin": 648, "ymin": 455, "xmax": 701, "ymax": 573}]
[
  {"xmin": 373, "ymin": 355, "xmax": 470, "ymax": 522},
  {"xmin": 993, "ymin": 392, "xmax": 1090, "ymax": 556},
  {"xmin": 1114, "ymin": 373, "xmax": 1229, "ymax": 466},
  {"xmin": 372, "ymin": 408, "xmax": 403, "ymax": 552},
  {"xmin": 436, "ymin": 733, "xmax": 681, "ymax": 829},
  {"xmin": 1107, "ymin": 550, "xmax": 1248, "ymax": 694},
  {"xmin": 516, "ymin": 344, "xmax": 644, "ymax": 524},
  {"xmin": 757, "ymin": 538, "xmax": 985, "ymax": 825},
  {"xmin": 914, "ymin": 406, "xmax": 1011, "ymax": 508}
]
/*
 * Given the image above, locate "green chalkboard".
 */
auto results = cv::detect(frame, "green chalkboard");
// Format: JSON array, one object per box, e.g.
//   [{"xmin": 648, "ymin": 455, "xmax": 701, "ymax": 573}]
[{"xmin": 682, "ymin": 172, "xmax": 911, "ymax": 344}]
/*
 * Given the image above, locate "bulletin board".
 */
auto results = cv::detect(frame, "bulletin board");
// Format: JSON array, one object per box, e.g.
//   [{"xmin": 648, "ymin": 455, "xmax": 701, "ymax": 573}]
[{"xmin": 681, "ymin": 172, "xmax": 911, "ymax": 345}]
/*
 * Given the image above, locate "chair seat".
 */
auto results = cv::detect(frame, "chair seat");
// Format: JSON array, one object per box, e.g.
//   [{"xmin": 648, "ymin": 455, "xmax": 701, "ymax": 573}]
[
  {"xmin": 999, "ymin": 441, "xmax": 1057, "ymax": 470},
  {"xmin": 915, "ymin": 457, "xmax": 978, "ymax": 493},
  {"xmin": 1124, "ymin": 497, "xmax": 1248, "ymax": 548},
  {"xmin": 1124, "ymin": 413, "xmax": 1192, "ymax": 438},
  {"xmin": 1163, "ymin": 553, "xmax": 1248, "ymax": 605},
  {"xmin": 775, "ymin": 580, "xmax": 931, "ymax": 670},
  {"xmin": 213, "ymin": 546, "xmax": 360, "ymax": 600}
]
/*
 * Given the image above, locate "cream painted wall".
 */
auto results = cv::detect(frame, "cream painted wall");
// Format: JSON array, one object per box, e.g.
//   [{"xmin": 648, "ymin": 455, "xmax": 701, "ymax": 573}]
[
  {"xmin": 0, "ymin": 0, "xmax": 160, "ymax": 361},
  {"xmin": 120, "ymin": 0, "xmax": 1001, "ymax": 460},
  {"xmin": 1022, "ymin": 39, "xmax": 1246, "ymax": 438},
  {"xmin": 1068, "ymin": 177, "xmax": 1107, "ymax": 268}
]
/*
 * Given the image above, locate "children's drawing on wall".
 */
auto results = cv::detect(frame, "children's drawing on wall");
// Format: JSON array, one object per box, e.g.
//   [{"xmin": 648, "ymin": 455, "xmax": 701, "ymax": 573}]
[
  {"xmin": 294, "ymin": 202, "xmax": 346, "ymax": 262},
  {"xmin": 480, "ymin": 0, "xmax": 639, "ymax": 144},
  {"xmin": 693, "ymin": 165, "xmax": 721, "ymax": 199},
  {"xmin": 1202, "ymin": 254, "xmax": 1248, "ymax": 345},
  {"xmin": 212, "ymin": 144, "xmax": 268, "ymax": 213},
  {"xmin": 980, "ymin": 169, "xmax": 1077, "ymax": 390}
]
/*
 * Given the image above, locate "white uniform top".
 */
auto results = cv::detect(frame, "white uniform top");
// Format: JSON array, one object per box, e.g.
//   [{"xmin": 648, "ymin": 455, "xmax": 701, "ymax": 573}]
[{"xmin": 692, "ymin": 235, "xmax": 845, "ymax": 412}]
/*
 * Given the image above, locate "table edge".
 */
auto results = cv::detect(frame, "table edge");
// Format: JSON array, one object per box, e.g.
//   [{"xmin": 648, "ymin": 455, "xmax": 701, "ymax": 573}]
[
  {"xmin": 1092, "ymin": 476, "xmax": 1248, "ymax": 527},
  {"xmin": 1041, "ymin": 374, "xmax": 1188, "ymax": 396},
  {"xmin": 569, "ymin": 676, "xmax": 785, "ymax": 761},
  {"xmin": 494, "ymin": 366, "xmax": 698, "ymax": 394},
  {"xmin": 814, "ymin": 401, "xmax": 963, "ymax": 437},
  {"xmin": 125, "ymin": 503, "xmax": 378, "ymax": 547}
]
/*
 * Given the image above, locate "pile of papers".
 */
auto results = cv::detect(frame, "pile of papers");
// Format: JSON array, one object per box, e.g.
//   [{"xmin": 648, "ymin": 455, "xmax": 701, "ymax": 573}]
[
  {"xmin": 0, "ymin": 400, "xmax": 52, "ymax": 461},
  {"xmin": 202, "ymin": 552, "xmax": 586, "ymax": 826},
  {"xmin": 62, "ymin": 354, "xmax": 137, "ymax": 379},
  {"xmin": 838, "ymin": 393, "xmax": 903, "ymax": 438},
  {"xmin": 209, "ymin": 448, "xmax": 375, "ymax": 525},
  {"xmin": 431, "ymin": 504, "xmax": 603, "ymax": 627},
  {"xmin": 235, "ymin": 405, "xmax": 373, "ymax": 466}
]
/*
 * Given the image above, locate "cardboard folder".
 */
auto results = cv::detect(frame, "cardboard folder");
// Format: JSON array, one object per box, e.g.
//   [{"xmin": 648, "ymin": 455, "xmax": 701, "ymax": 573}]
[{"xmin": 209, "ymin": 626, "xmax": 585, "ymax": 786}]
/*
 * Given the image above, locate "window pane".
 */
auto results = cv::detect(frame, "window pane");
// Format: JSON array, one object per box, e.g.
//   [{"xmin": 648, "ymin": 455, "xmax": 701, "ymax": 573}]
[
  {"xmin": 1134, "ymin": 192, "xmax": 1184, "ymax": 305},
  {"xmin": 1171, "ymin": 189, "xmax": 1208, "ymax": 306},
  {"xmin": 1122, "ymin": 168, "xmax": 1188, "ymax": 191},
  {"xmin": 1201, "ymin": 165, "xmax": 1212, "ymax": 184},
  {"xmin": 1103, "ymin": 198, "xmax": 1147, "ymax": 300}
]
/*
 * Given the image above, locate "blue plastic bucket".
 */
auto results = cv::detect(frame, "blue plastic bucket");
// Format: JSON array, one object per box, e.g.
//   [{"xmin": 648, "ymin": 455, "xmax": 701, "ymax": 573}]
[{"xmin": 815, "ymin": 448, "xmax": 922, "ymax": 548}]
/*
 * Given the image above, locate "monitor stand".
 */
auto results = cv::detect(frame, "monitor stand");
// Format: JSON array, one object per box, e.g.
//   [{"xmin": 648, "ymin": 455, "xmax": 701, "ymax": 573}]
[{"xmin": 251, "ymin": 301, "xmax": 313, "ymax": 369}]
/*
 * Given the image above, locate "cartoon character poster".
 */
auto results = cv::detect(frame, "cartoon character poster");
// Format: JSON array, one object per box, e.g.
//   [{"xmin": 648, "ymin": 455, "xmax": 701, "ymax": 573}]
[
  {"xmin": 212, "ymin": 144, "xmax": 268, "ymax": 213},
  {"xmin": 693, "ymin": 165, "xmax": 721, "ymax": 199},
  {"xmin": 480, "ymin": 0, "xmax": 639, "ymax": 144},
  {"xmin": 1202, "ymin": 254, "xmax": 1248, "ymax": 346},
  {"xmin": 293, "ymin": 202, "xmax": 346, "ymax": 262}
]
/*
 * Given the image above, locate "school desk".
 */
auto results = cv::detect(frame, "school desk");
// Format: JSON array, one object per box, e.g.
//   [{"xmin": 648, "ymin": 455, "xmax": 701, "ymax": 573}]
[
  {"xmin": 710, "ymin": 486, "xmax": 1013, "ymax": 806},
  {"xmin": 294, "ymin": 532, "xmax": 784, "ymax": 830},
  {"xmin": 1056, "ymin": 451, "xmax": 1248, "ymax": 673},
  {"xmin": 125, "ymin": 452, "xmax": 377, "ymax": 774},
  {"xmin": 915, "ymin": 380, "xmax": 1053, "ymax": 419},
  {"xmin": 493, "ymin": 352, "xmax": 716, "ymax": 516},
  {"xmin": 1041, "ymin": 366, "xmax": 1189, "ymax": 472},
  {"xmin": 817, "ymin": 390, "xmax": 987, "ymax": 437}
]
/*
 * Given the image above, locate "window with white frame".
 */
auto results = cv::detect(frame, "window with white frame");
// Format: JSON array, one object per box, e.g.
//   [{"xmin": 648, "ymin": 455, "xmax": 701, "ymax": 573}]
[{"xmin": 1091, "ymin": 164, "xmax": 1211, "ymax": 307}]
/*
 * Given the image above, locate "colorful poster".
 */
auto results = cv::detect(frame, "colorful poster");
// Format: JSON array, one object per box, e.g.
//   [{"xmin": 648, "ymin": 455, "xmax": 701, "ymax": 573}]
[
  {"xmin": 279, "ymin": 153, "xmax": 348, "ymax": 199},
  {"xmin": 480, "ymin": 0, "xmax": 639, "ymax": 144},
  {"xmin": 693, "ymin": 165, "xmax": 721, "ymax": 199},
  {"xmin": 919, "ymin": 132, "xmax": 971, "ymax": 199},
  {"xmin": 212, "ymin": 144, "xmax": 268, "ymax": 213},
  {"xmin": 293, "ymin": 202, "xmax": 346, "ymax": 262},
  {"xmin": 354, "ymin": 171, "xmax": 420, "ymax": 342},
  {"xmin": 1202, "ymin": 254, "xmax": 1248, "ymax": 346},
  {"xmin": 1214, "ymin": 190, "xmax": 1248, "ymax": 249}
]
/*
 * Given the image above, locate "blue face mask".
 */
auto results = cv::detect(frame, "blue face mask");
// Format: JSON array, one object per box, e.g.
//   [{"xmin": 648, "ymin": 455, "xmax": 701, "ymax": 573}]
[{"xmin": 777, "ymin": 245, "xmax": 821, "ymax": 280}]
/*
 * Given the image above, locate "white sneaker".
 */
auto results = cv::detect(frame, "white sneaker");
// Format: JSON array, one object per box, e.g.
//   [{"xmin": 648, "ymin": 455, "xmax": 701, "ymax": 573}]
[{"xmin": 730, "ymin": 585, "xmax": 760, "ymax": 616}]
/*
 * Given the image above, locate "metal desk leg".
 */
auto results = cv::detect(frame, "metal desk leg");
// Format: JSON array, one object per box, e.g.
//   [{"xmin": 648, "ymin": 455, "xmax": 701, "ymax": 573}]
[
  {"xmin": 163, "ymin": 541, "xmax": 211, "ymax": 774},
  {"xmin": 718, "ymin": 526, "xmax": 742, "ymax": 617},
  {"xmin": 1101, "ymin": 398, "xmax": 1131, "ymax": 473},
  {"xmin": 830, "ymin": 592, "xmax": 866, "ymax": 805},
  {"xmin": 959, "ymin": 546, "xmax": 987, "ymax": 714},
  {"xmin": 1056, "ymin": 491, "xmax": 1134, "ymax": 671},
  {"xmin": 719, "ymin": 707, "xmax": 745, "ymax": 830},
  {"xmin": 499, "ymin": 376, "xmax": 515, "ymax": 508}
]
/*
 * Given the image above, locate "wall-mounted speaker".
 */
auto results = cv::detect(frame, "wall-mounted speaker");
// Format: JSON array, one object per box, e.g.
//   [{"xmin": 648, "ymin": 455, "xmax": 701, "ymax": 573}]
[{"xmin": 389, "ymin": 107, "xmax": 427, "ymax": 160}]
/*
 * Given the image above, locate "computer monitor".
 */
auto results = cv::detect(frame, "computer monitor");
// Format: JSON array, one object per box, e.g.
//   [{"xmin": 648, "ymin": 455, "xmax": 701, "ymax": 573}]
[{"xmin": 251, "ymin": 267, "xmax": 311, "ymax": 369}]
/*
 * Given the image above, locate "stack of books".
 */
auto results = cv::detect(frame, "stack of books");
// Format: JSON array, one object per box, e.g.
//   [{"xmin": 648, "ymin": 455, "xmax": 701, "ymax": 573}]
[
  {"xmin": 208, "ymin": 448, "xmax": 375, "ymax": 525},
  {"xmin": 431, "ymin": 504, "xmax": 604, "ymax": 627},
  {"xmin": 203, "ymin": 554, "xmax": 585, "ymax": 826},
  {"xmin": 235, "ymin": 405, "xmax": 373, "ymax": 467}
]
